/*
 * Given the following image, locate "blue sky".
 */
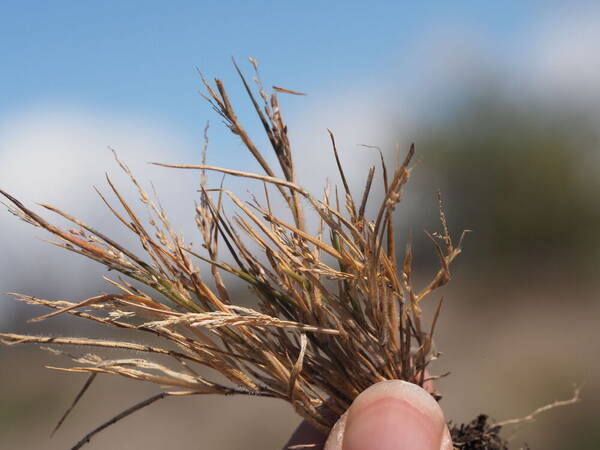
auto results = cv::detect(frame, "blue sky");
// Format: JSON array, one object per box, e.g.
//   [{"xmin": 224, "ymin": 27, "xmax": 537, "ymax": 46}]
[{"xmin": 0, "ymin": 1, "xmax": 548, "ymax": 139}]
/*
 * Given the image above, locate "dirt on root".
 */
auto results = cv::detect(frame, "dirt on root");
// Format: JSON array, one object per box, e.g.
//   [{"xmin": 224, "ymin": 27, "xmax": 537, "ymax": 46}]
[{"xmin": 450, "ymin": 415, "xmax": 514, "ymax": 450}]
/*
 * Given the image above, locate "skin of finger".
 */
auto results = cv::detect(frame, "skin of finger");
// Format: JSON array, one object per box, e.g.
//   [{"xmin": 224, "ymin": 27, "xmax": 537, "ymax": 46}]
[
  {"xmin": 323, "ymin": 412, "xmax": 348, "ymax": 450},
  {"xmin": 324, "ymin": 417, "xmax": 452, "ymax": 450},
  {"xmin": 324, "ymin": 380, "xmax": 452, "ymax": 450},
  {"xmin": 440, "ymin": 426, "xmax": 453, "ymax": 450},
  {"xmin": 282, "ymin": 415, "xmax": 451, "ymax": 450},
  {"xmin": 283, "ymin": 377, "xmax": 445, "ymax": 450}
]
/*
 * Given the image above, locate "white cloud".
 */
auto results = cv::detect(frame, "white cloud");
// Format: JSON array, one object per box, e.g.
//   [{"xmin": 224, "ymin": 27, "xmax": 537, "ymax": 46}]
[
  {"xmin": 0, "ymin": 106, "xmax": 198, "ymax": 325},
  {"xmin": 292, "ymin": 87, "xmax": 396, "ymax": 192},
  {"xmin": 0, "ymin": 106, "xmax": 194, "ymax": 205}
]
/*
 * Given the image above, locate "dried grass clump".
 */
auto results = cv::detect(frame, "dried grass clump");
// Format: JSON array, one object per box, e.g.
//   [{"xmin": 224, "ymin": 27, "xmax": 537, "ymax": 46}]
[{"xmin": 1, "ymin": 60, "xmax": 574, "ymax": 449}]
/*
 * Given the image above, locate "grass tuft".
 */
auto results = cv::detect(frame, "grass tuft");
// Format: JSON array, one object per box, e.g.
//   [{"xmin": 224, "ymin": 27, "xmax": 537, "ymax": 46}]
[{"xmin": 7, "ymin": 59, "xmax": 570, "ymax": 449}]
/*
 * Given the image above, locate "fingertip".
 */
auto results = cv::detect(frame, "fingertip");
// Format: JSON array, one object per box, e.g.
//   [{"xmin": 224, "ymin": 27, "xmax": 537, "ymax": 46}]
[
  {"xmin": 327, "ymin": 380, "xmax": 449, "ymax": 450},
  {"xmin": 348, "ymin": 380, "xmax": 446, "ymax": 426}
]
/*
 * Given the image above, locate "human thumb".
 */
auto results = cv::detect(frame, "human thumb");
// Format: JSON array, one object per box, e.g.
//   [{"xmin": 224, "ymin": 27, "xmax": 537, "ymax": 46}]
[{"xmin": 324, "ymin": 380, "xmax": 453, "ymax": 450}]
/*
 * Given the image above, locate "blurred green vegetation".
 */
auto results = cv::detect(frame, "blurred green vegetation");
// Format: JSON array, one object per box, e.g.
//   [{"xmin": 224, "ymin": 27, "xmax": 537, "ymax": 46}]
[{"xmin": 413, "ymin": 90, "xmax": 600, "ymax": 276}]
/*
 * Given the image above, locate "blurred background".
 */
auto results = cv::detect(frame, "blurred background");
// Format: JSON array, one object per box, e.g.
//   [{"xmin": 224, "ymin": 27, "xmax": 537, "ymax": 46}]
[{"xmin": 1, "ymin": 2, "xmax": 599, "ymax": 449}]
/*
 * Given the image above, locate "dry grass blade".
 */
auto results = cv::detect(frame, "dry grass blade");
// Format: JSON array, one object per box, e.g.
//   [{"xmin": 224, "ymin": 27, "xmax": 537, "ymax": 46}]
[
  {"xmin": 51, "ymin": 373, "xmax": 97, "ymax": 437},
  {"xmin": 141, "ymin": 310, "xmax": 340, "ymax": 334},
  {"xmin": 272, "ymin": 85, "xmax": 307, "ymax": 96},
  {"xmin": 70, "ymin": 391, "xmax": 182, "ymax": 450},
  {"xmin": 151, "ymin": 163, "xmax": 310, "ymax": 197}
]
